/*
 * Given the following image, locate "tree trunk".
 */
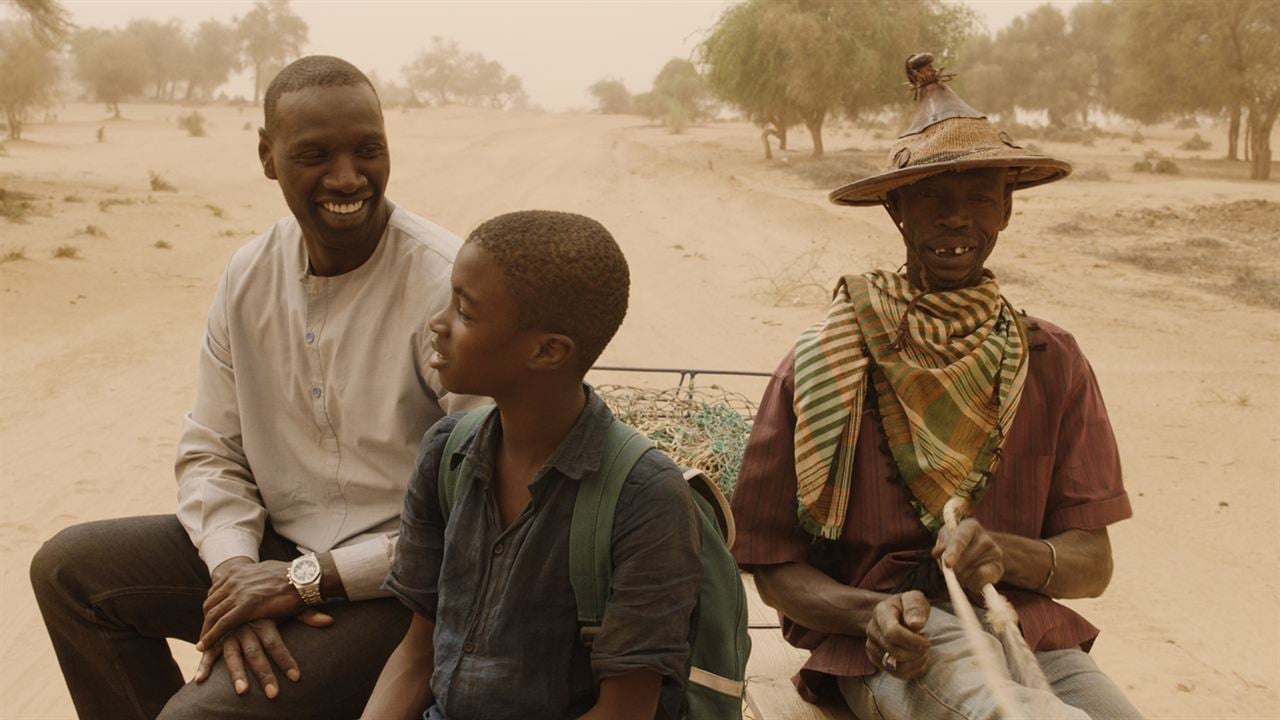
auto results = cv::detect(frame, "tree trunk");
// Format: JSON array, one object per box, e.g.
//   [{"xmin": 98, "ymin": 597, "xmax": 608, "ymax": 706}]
[
  {"xmin": 6, "ymin": 109, "xmax": 21, "ymax": 140},
  {"xmin": 253, "ymin": 62, "xmax": 262, "ymax": 105},
  {"xmin": 1249, "ymin": 106, "xmax": 1276, "ymax": 181},
  {"xmin": 760, "ymin": 128, "xmax": 774, "ymax": 160},
  {"xmin": 805, "ymin": 111, "xmax": 825, "ymax": 158},
  {"xmin": 1227, "ymin": 104, "xmax": 1241, "ymax": 161},
  {"xmin": 111, "ymin": 102, "xmax": 121, "ymax": 119}
]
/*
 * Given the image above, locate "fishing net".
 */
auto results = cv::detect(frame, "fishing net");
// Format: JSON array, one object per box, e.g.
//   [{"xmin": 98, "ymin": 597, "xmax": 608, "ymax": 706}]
[{"xmin": 595, "ymin": 384, "xmax": 758, "ymax": 498}]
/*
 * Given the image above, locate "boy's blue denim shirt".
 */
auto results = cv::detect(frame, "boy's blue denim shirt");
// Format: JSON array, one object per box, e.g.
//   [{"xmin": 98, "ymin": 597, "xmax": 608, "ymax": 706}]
[{"xmin": 384, "ymin": 386, "xmax": 703, "ymax": 719}]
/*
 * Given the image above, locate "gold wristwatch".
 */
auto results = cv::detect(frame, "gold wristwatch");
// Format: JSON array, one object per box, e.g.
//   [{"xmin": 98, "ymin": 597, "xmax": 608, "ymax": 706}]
[{"xmin": 287, "ymin": 554, "xmax": 323, "ymax": 606}]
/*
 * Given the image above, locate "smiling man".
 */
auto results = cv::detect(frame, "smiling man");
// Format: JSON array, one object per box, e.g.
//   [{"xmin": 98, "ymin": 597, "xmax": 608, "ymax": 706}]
[
  {"xmin": 729, "ymin": 54, "xmax": 1143, "ymax": 719},
  {"xmin": 31, "ymin": 56, "xmax": 477, "ymax": 719}
]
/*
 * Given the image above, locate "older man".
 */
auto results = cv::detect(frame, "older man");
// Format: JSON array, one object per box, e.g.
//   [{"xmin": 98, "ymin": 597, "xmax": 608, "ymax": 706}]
[
  {"xmin": 31, "ymin": 56, "xmax": 477, "ymax": 719},
  {"xmin": 730, "ymin": 54, "xmax": 1143, "ymax": 719}
]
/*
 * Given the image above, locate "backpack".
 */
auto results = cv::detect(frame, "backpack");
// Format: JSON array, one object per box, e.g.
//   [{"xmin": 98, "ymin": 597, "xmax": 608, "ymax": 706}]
[{"xmin": 437, "ymin": 405, "xmax": 750, "ymax": 719}]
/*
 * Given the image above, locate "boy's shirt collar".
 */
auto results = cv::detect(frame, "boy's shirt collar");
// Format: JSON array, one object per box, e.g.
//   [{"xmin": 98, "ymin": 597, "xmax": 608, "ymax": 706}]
[{"xmin": 450, "ymin": 384, "xmax": 614, "ymax": 491}]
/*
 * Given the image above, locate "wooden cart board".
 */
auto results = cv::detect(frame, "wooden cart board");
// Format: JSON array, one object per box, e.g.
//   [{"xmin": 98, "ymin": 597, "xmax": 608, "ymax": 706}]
[{"xmin": 741, "ymin": 574, "xmax": 855, "ymax": 720}]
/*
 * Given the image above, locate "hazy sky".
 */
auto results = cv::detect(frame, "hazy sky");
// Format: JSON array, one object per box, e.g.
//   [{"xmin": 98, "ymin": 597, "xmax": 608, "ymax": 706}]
[{"xmin": 45, "ymin": 0, "xmax": 1080, "ymax": 110}]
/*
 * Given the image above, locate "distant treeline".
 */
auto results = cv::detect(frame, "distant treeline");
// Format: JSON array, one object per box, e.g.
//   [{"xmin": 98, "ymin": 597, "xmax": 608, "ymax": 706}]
[
  {"xmin": 0, "ymin": 0, "xmax": 528, "ymax": 141},
  {"xmin": 587, "ymin": 0, "xmax": 1276, "ymax": 181}
]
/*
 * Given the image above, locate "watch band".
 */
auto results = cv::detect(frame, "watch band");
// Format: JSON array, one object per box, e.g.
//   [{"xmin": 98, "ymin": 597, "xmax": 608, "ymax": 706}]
[{"xmin": 296, "ymin": 581, "xmax": 323, "ymax": 606}]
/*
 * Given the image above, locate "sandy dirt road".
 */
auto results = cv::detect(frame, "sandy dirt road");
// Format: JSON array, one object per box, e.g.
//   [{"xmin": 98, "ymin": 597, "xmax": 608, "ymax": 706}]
[{"xmin": 1, "ymin": 103, "xmax": 1277, "ymax": 718}]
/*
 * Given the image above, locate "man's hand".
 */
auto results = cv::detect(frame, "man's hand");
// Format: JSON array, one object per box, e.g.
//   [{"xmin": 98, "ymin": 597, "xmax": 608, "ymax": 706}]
[
  {"xmin": 196, "ymin": 558, "xmax": 330, "ymax": 651},
  {"xmin": 933, "ymin": 517, "xmax": 1004, "ymax": 594},
  {"xmin": 865, "ymin": 591, "xmax": 931, "ymax": 680},
  {"xmin": 192, "ymin": 616, "xmax": 331, "ymax": 697}
]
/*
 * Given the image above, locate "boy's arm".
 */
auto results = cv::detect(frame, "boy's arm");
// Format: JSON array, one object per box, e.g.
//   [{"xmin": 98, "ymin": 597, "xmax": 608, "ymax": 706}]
[
  {"xmin": 578, "ymin": 669, "xmax": 661, "ymax": 720},
  {"xmin": 361, "ymin": 613, "xmax": 436, "ymax": 720}
]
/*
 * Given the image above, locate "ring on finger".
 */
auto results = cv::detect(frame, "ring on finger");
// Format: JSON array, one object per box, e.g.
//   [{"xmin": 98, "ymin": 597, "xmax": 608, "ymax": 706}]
[{"xmin": 882, "ymin": 650, "xmax": 898, "ymax": 672}]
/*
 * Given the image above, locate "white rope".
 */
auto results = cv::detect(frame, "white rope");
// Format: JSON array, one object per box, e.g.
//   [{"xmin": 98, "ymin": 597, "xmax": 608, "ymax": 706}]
[{"xmin": 939, "ymin": 497, "xmax": 1053, "ymax": 719}]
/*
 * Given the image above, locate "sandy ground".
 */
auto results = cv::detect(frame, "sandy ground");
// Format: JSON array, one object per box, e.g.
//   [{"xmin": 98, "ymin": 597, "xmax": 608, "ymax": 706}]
[{"xmin": 1, "ymin": 103, "xmax": 1277, "ymax": 719}]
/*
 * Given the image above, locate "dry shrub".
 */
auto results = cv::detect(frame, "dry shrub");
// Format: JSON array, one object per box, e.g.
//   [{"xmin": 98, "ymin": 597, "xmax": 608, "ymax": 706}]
[
  {"xmin": 177, "ymin": 111, "xmax": 207, "ymax": 137},
  {"xmin": 52, "ymin": 244, "xmax": 80, "ymax": 259},
  {"xmin": 595, "ymin": 384, "xmax": 757, "ymax": 497},
  {"xmin": 1180, "ymin": 133, "xmax": 1211, "ymax": 151},
  {"xmin": 1, "ymin": 247, "xmax": 27, "ymax": 263},
  {"xmin": 149, "ymin": 171, "xmax": 177, "ymax": 192},
  {"xmin": 154, "ymin": 240, "xmax": 172, "ymax": 249},
  {"xmin": 76, "ymin": 224, "xmax": 106, "ymax": 237},
  {"xmin": 63, "ymin": 193, "xmax": 83, "ymax": 203},
  {"xmin": 751, "ymin": 242, "xmax": 831, "ymax": 307},
  {"xmin": 206, "ymin": 204, "xmax": 225, "ymax": 218},
  {"xmin": 1, "ymin": 189, "xmax": 38, "ymax": 222},
  {"xmin": 99, "ymin": 197, "xmax": 137, "ymax": 212}
]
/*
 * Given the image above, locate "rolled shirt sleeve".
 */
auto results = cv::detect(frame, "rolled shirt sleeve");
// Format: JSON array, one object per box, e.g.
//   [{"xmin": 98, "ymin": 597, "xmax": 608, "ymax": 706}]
[
  {"xmin": 590, "ymin": 453, "xmax": 703, "ymax": 683},
  {"xmin": 383, "ymin": 415, "xmax": 457, "ymax": 619}
]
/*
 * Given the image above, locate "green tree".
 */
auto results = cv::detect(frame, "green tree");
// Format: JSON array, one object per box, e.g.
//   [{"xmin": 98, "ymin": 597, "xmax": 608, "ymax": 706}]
[
  {"xmin": 1111, "ymin": 0, "xmax": 1277, "ymax": 179},
  {"xmin": 72, "ymin": 27, "xmax": 148, "ymax": 118},
  {"xmin": 651, "ymin": 58, "xmax": 711, "ymax": 133},
  {"xmin": 700, "ymin": 0, "xmax": 973, "ymax": 158},
  {"xmin": 700, "ymin": 0, "xmax": 799, "ymax": 158},
  {"xmin": 403, "ymin": 37, "xmax": 466, "ymax": 105},
  {"xmin": 7, "ymin": 0, "xmax": 72, "ymax": 44},
  {"xmin": 125, "ymin": 18, "xmax": 189, "ymax": 100},
  {"xmin": 588, "ymin": 78, "xmax": 631, "ymax": 114},
  {"xmin": 183, "ymin": 19, "xmax": 240, "ymax": 102},
  {"xmin": 236, "ymin": 0, "xmax": 308, "ymax": 105},
  {"xmin": 0, "ymin": 21, "xmax": 59, "ymax": 139}
]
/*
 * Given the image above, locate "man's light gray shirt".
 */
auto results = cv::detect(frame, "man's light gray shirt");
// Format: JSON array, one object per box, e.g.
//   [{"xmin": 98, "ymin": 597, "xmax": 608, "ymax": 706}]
[{"xmin": 175, "ymin": 203, "xmax": 477, "ymax": 599}]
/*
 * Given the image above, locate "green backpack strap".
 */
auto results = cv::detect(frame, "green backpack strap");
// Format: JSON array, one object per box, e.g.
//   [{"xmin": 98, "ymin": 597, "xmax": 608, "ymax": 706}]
[
  {"xmin": 568, "ymin": 420, "xmax": 653, "ymax": 647},
  {"xmin": 436, "ymin": 405, "xmax": 496, "ymax": 521}
]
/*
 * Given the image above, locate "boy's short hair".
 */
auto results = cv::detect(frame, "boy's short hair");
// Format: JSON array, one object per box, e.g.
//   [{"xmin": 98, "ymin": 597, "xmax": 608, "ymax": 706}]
[
  {"xmin": 467, "ymin": 211, "xmax": 629, "ymax": 373},
  {"xmin": 263, "ymin": 55, "xmax": 378, "ymax": 136}
]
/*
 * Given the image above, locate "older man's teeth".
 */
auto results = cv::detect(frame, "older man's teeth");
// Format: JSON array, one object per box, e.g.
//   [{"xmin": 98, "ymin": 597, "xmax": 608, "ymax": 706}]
[
  {"xmin": 934, "ymin": 246, "xmax": 973, "ymax": 256},
  {"xmin": 323, "ymin": 200, "xmax": 363, "ymax": 215}
]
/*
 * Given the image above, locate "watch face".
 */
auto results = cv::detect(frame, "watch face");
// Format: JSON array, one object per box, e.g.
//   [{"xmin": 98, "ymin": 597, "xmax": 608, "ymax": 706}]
[{"xmin": 290, "ymin": 556, "xmax": 321, "ymax": 585}]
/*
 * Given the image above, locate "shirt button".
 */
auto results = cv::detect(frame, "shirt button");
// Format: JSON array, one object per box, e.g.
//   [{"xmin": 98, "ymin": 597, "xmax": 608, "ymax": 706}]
[
  {"xmin": 305, "ymin": 331, "xmax": 315, "ymax": 344},
  {"xmin": 493, "ymin": 543, "xmax": 504, "ymax": 556},
  {"xmin": 311, "ymin": 387, "xmax": 322, "ymax": 399},
  {"xmin": 462, "ymin": 641, "xmax": 476, "ymax": 653}
]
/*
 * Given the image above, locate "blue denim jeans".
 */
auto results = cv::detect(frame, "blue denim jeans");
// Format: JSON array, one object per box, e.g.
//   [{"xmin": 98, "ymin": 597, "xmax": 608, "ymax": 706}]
[{"xmin": 838, "ymin": 606, "xmax": 1143, "ymax": 720}]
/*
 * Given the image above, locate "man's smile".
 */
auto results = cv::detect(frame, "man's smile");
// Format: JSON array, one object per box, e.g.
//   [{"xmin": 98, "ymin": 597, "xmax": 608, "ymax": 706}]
[{"xmin": 321, "ymin": 200, "xmax": 365, "ymax": 215}]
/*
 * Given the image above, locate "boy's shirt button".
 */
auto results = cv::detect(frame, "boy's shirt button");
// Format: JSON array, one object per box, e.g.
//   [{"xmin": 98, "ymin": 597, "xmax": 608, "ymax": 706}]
[
  {"xmin": 462, "ymin": 641, "xmax": 476, "ymax": 653},
  {"xmin": 493, "ymin": 543, "xmax": 504, "ymax": 556}
]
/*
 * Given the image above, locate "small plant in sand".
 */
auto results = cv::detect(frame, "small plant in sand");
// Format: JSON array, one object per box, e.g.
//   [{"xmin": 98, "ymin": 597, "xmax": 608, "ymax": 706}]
[
  {"xmin": 1, "ymin": 247, "xmax": 27, "ymax": 263},
  {"xmin": 96, "ymin": 127, "xmax": 105, "ymax": 143},
  {"xmin": 154, "ymin": 239, "xmax": 172, "ymax": 249},
  {"xmin": 77, "ymin": 224, "xmax": 106, "ymax": 237},
  {"xmin": 99, "ymin": 197, "xmax": 137, "ymax": 212},
  {"xmin": 52, "ymin": 244, "xmax": 80, "ymax": 259},
  {"xmin": 177, "ymin": 111, "xmax": 207, "ymax": 137},
  {"xmin": 1179, "ymin": 133, "xmax": 1211, "ymax": 151},
  {"xmin": 1, "ymin": 189, "xmax": 37, "ymax": 222},
  {"xmin": 149, "ymin": 171, "xmax": 177, "ymax": 192},
  {"xmin": 242, "ymin": 121, "xmax": 252, "ymax": 131},
  {"xmin": 63, "ymin": 193, "xmax": 84, "ymax": 203},
  {"xmin": 218, "ymin": 229, "xmax": 239, "ymax": 237},
  {"xmin": 205, "ymin": 204, "xmax": 225, "ymax": 218}
]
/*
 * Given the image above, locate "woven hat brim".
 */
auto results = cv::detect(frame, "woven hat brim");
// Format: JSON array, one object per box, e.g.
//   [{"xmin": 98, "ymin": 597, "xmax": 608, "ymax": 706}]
[{"xmin": 829, "ymin": 156, "xmax": 1073, "ymax": 207}]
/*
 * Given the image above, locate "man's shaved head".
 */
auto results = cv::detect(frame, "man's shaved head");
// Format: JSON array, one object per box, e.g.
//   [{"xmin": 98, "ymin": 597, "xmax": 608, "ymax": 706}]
[{"xmin": 262, "ymin": 55, "xmax": 378, "ymax": 137}]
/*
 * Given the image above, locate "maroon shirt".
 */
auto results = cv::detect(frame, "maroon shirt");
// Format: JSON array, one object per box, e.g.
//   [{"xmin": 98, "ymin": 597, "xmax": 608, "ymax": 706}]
[{"xmin": 731, "ymin": 316, "xmax": 1132, "ymax": 700}]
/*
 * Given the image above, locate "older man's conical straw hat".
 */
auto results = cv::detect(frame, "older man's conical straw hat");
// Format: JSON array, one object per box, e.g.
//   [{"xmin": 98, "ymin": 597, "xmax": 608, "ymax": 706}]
[{"xmin": 829, "ymin": 53, "xmax": 1072, "ymax": 207}]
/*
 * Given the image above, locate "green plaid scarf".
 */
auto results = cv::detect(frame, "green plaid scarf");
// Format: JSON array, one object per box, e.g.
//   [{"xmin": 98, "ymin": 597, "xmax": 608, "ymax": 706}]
[{"xmin": 793, "ymin": 270, "xmax": 1028, "ymax": 538}]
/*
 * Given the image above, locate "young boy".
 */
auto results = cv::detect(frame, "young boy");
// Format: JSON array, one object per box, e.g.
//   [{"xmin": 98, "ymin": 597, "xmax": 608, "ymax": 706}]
[{"xmin": 362, "ymin": 211, "xmax": 703, "ymax": 720}]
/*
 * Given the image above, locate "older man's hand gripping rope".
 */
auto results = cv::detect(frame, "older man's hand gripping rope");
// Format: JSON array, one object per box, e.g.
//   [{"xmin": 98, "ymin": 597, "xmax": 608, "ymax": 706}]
[{"xmin": 938, "ymin": 496, "xmax": 1056, "ymax": 719}]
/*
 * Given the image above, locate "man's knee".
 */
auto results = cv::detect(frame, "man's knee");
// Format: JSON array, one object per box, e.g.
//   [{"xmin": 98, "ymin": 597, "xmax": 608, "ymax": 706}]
[{"xmin": 30, "ymin": 522, "xmax": 100, "ymax": 606}]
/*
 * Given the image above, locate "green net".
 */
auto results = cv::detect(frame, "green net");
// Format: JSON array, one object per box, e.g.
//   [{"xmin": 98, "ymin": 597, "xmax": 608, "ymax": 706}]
[{"xmin": 595, "ymin": 384, "xmax": 758, "ymax": 498}]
